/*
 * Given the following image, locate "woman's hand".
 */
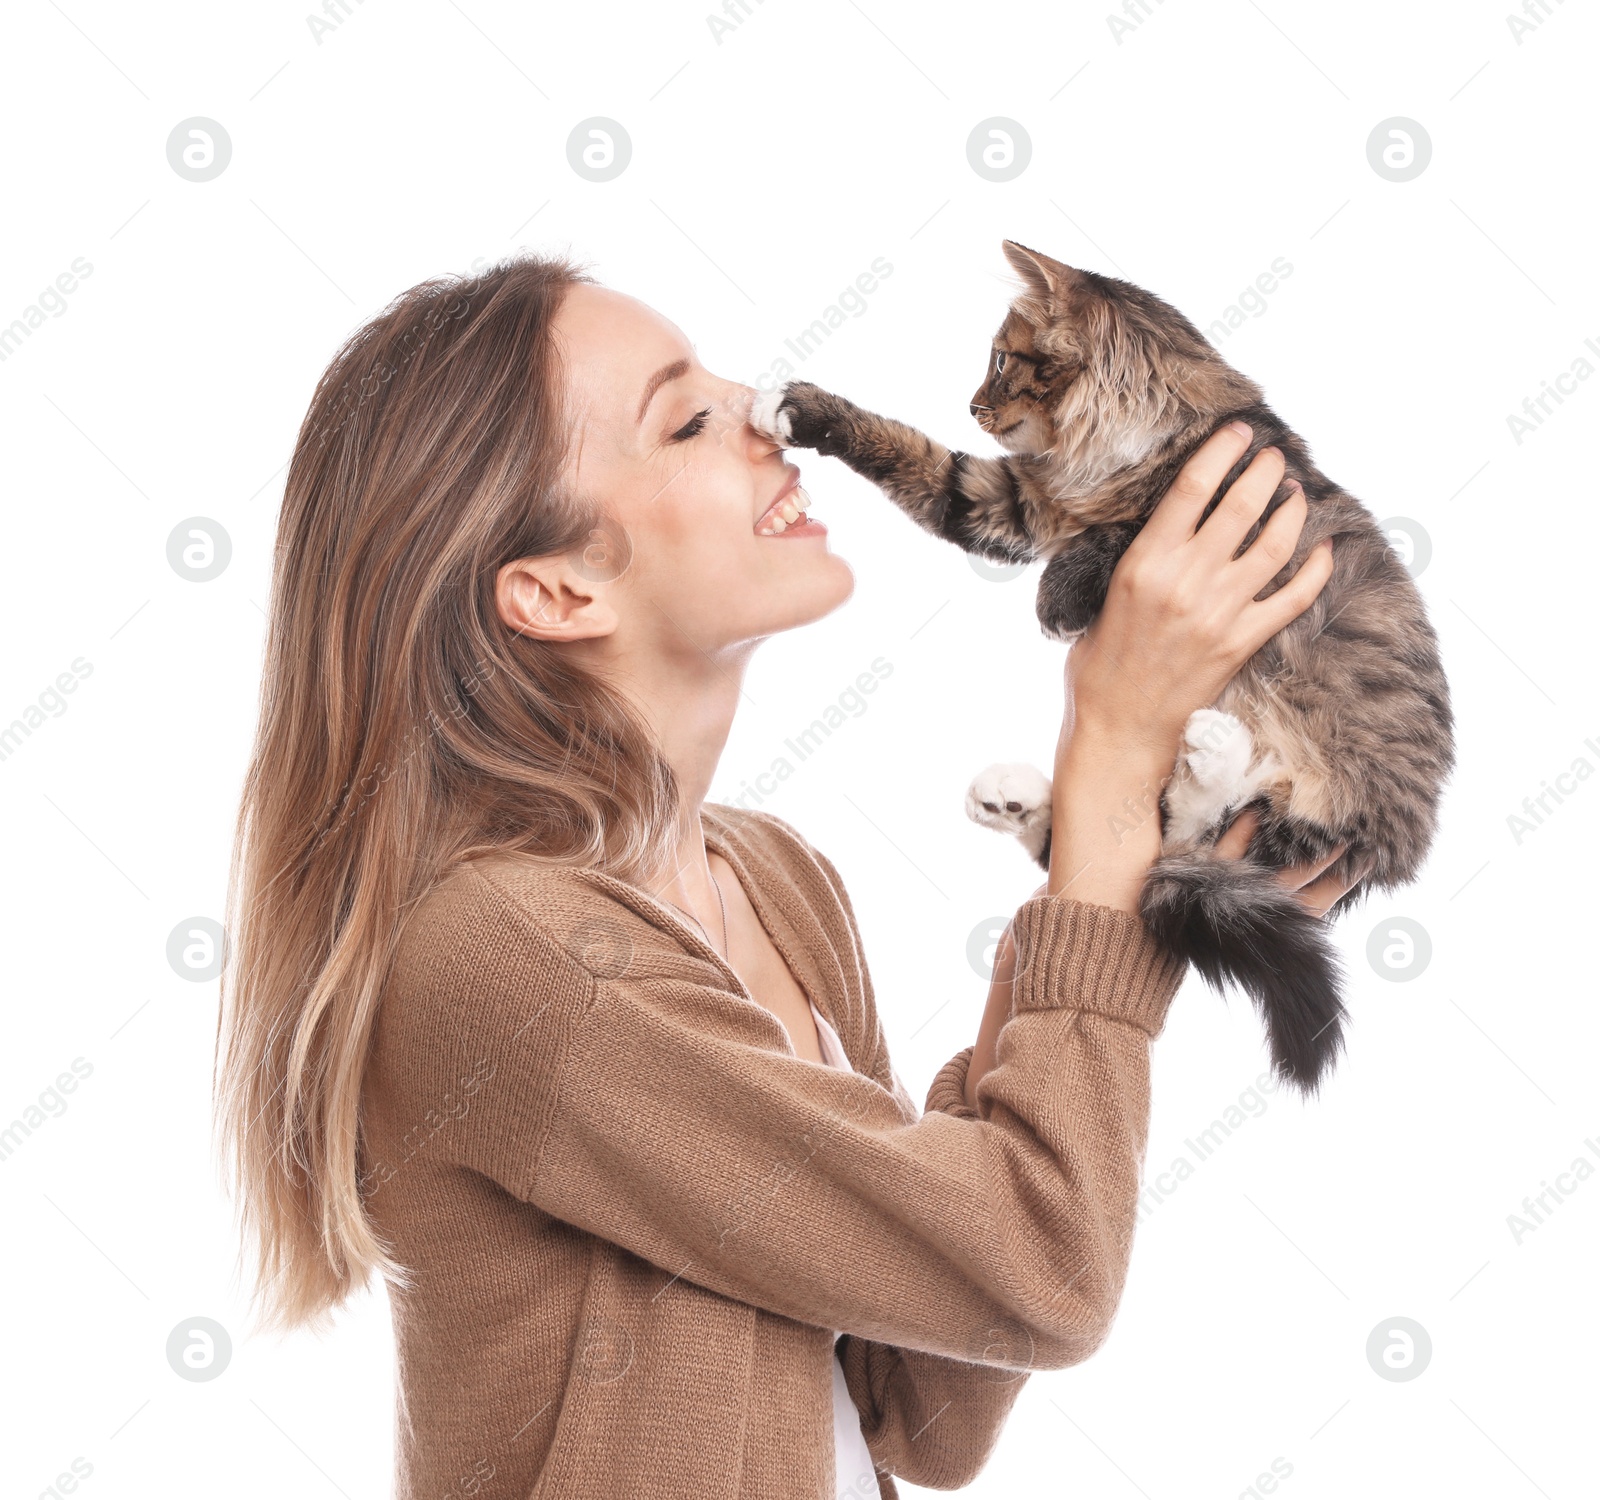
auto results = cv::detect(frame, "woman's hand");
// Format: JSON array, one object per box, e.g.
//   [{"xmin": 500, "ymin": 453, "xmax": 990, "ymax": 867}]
[
  {"xmin": 1211, "ymin": 806, "xmax": 1370, "ymax": 918},
  {"xmin": 1045, "ymin": 421, "xmax": 1335, "ymax": 913},
  {"xmin": 1059, "ymin": 422, "xmax": 1332, "ymax": 766}
]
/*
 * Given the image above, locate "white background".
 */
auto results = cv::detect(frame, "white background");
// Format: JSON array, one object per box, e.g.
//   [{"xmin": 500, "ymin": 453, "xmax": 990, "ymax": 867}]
[{"xmin": 2, "ymin": 0, "xmax": 1596, "ymax": 1496}]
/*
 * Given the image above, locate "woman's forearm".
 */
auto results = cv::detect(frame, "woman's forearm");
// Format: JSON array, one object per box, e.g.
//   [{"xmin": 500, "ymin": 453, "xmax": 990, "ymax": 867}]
[{"xmin": 964, "ymin": 731, "xmax": 1175, "ymax": 1112}]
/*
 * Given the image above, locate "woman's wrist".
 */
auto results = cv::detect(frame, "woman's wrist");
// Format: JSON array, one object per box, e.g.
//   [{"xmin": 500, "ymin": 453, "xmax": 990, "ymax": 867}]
[{"xmin": 1046, "ymin": 731, "xmax": 1175, "ymax": 913}]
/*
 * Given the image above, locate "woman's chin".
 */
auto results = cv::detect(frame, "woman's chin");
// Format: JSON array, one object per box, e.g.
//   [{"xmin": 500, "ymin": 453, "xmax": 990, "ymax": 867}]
[
  {"xmin": 760, "ymin": 555, "xmax": 855, "ymax": 632},
  {"xmin": 810, "ymin": 552, "xmax": 856, "ymax": 613}
]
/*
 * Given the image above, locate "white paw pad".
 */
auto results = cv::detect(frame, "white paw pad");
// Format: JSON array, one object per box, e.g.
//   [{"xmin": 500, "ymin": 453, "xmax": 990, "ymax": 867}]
[
  {"xmin": 748, "ymin": 383, "xmax": 795, "ymax": 446},
  {"xmin": 965, "ymin": 762, "xmax": 1053, "ymax": 862}
]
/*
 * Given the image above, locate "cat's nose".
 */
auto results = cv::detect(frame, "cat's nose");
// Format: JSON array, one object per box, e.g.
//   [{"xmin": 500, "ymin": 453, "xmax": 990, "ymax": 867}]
[{"xmin": 970, "ymin": 402, "xmax": 989, "ymax": 418}]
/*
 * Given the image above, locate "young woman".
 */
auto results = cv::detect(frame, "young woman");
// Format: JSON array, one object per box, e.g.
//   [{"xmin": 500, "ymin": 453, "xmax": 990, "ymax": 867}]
[{"xmin": 215, "ymin": 252, "xmax": 1353, "ymax": 1500}]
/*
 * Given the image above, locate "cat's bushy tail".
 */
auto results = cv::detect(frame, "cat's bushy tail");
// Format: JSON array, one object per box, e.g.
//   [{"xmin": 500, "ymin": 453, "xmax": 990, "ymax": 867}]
[{"xmin": 1139, "ymin": 853, "xmax": 1347, "ymax": 1095}]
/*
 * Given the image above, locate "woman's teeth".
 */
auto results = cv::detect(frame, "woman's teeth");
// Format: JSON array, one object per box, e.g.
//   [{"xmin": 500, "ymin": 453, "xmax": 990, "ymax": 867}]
[{"xmin": 757, "ymin": 486, "xmax": 812, "ymax": 534}]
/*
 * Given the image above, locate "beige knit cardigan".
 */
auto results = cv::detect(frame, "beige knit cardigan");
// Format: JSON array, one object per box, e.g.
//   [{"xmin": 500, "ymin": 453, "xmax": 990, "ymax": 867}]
[{"xmin": 360, "ymin": 802, "xmax": 1187, "ymax": 1498}]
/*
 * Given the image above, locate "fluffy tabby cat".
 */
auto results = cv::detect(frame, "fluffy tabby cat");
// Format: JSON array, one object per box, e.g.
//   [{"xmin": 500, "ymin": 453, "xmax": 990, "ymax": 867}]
[{"xmin": 749, "ymin": 240, "xmax": 1453, "ymax": 1096}]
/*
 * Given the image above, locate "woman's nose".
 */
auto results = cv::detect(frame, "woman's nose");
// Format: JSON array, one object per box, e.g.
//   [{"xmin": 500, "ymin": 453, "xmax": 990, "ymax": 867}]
[{"xmin": 738, "ymin": 390, "xmax": 760, "ymax": 427}]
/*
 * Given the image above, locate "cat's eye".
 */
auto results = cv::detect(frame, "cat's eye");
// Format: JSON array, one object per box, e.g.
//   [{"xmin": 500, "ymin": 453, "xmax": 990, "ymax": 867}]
[{"xmin": 994, "ymin": 350, "xmax": 1008, "ymax": 375}]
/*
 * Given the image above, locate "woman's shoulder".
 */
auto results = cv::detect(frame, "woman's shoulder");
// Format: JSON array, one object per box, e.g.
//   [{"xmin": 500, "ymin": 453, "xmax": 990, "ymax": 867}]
[
  {"xmin": 377, "ymin": 851, "xmax": 709, "ymax": 1084},
  {"xmin": 700, "ymin": 800, "xmax": 806, "ymax": 853},
  {"xmin": 381, "ymin": 856, "xmax": 599, "ymax": 1033},
  {"xmin": 396, "ymin": 850, "xmax": 704, "ymax": 988},
  {"xmin": 384, "ymin": 811, "xmax": 867, "ymax": 1022}
]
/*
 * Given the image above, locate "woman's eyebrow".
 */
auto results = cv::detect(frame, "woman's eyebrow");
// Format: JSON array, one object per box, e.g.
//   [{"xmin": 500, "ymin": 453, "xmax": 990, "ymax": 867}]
[{"xmin": 635, "ymin": 358, "xmax": 691, "ymax": 426}]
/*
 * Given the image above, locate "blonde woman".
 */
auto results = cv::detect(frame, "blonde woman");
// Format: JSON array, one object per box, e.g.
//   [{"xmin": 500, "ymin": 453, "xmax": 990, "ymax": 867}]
[{"xmin": 215, "ymin": 252, "xmax": 1352, "ymax": 1499}]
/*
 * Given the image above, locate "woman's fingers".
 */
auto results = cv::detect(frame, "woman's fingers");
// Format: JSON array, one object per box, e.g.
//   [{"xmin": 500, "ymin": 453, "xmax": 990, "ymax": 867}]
[
  {"xmin": 1210, "ymin": 811, "xmax": 1368, "ymax": 918},
  {"xmin": 1138, "ymin": 421, "xmax": 1257, "ymax": 551},
  {"xmin": 1274, "ymin": 841, "xmax": 1348, "ymax": 893},
  {"xmin": 1193, "ymin": 445, "xmax": 1289, "ymax": 564},
  {"xmin": 1213, "ymin": 804, "xmax": 1260, "ymax": 861},
  {"xmin": 1234, "ymin": 536, "xmax": 1335, "ymax": 650},
  {"xmin": 1293, "ymin": 856, "xmax": 1371, "ymax": 919},
  {"xmin": 1228, "ymin": 482, "xmax": 1308, "ymax": 597}
]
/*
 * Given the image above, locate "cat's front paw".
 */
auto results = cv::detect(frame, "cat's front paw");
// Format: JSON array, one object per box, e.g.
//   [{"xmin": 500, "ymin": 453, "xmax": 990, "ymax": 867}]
[
  {"xmin": 965, "ymin": 762, "xmax": 1053, "ymax": 864},
  {"xmin": 748, "ymin": 385, "xmax": 796, "ymax": 446},
  {"xmin": 1038, "ymin": 616, "xmax": 1089, "ymax": 645},
  {"xmin": 1035, "ymin": 524, "xmax": 1138, "ymax": 642},
  {"xmin": 747, "ymin": 380, "xmax": 851, "ymax": 455}
]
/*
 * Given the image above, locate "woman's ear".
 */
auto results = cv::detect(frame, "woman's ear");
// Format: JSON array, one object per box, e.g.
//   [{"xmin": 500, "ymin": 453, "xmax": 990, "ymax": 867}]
[{"xmin": 496, "ymin": 555, "xmax": 618, "ymax": 642}]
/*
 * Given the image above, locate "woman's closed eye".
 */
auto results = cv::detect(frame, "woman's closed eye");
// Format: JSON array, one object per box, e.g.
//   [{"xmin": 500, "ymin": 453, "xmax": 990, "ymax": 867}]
[{"xmin": 668, "ymin": 407, "xmax": 714, "ymax": 443}]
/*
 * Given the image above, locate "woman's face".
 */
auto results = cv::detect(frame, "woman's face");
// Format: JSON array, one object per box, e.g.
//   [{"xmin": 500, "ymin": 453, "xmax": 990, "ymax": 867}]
[{"xmin": 549, "ymin": 284, "xmax": 854, "ymax": 659}]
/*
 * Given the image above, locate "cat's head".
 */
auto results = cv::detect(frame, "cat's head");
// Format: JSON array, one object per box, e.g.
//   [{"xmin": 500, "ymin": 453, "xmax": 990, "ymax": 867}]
[{"xmin": 974, "ymin": 240, "xmax": 1259, "ymax": 480}]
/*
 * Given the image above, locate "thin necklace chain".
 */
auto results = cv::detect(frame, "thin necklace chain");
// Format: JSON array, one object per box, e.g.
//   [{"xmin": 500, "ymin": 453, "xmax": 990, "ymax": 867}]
[{"xmin": 661, "ymin": 868, "xmax": 729, "ymax": 960}]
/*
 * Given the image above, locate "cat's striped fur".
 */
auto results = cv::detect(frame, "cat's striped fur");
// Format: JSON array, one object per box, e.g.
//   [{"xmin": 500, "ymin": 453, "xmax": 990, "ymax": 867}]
[{"xmin": 750, "ymin": 240, "xmax": 1454, "ymax": 1095}]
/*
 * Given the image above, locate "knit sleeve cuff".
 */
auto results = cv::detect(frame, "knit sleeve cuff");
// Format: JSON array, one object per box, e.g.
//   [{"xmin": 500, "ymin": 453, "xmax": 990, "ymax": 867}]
[
  {"xmin": 1007, "ymin": 896, "xmax": 1187, "ymax": 1037},
  {"xmin": 924, "ymin": 1044, "xmax": 980, "ymax": 1121}
]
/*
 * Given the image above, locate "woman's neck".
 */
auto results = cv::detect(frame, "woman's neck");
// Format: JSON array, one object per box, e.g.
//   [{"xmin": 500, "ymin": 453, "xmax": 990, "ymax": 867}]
[{"xmin": 596, "ymin": 635, "xmax": 760, "ymax": 909}]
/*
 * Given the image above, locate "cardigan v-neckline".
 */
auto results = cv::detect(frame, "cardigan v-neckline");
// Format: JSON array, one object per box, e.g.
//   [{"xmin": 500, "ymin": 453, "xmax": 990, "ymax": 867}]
[
  {"xmin": 703, "ymin": 810, "xmax": 849, "ymax": 1063},
  {"xmin": 601, "ymin": 807, "xmax": 853, "ymax": 1069}
]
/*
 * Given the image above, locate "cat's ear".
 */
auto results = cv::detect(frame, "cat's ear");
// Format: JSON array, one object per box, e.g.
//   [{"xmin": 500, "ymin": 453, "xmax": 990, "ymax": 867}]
[{"xmin": 1001, "ymin": 240, "xmax": 1081, "ymax": 313}]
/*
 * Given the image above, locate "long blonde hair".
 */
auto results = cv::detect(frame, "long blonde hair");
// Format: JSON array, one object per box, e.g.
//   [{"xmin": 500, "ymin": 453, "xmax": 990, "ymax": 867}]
[{"xmin": 213, "ymin": 251, "xmax": 680, "ymax": 1334}]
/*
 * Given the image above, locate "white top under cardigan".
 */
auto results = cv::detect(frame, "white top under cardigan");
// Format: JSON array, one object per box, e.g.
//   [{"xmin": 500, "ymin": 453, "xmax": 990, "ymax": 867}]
[{"xmin": 805, "ymin": 998, "xmax": 882, "ymax": 1500}]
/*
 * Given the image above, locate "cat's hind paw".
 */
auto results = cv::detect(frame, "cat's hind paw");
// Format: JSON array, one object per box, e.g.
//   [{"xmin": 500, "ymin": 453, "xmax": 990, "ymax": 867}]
[
  {"xmin": 1182, "ymin": 709, "xmax": 1251, "ymax": 790},
  {"xmin": 965, "ymin": 762, "xmax": 1053, "ymax": 863},
  {"xmin": 1163, "ymin": 708, "xmax": 1282, "ymax": 846}
]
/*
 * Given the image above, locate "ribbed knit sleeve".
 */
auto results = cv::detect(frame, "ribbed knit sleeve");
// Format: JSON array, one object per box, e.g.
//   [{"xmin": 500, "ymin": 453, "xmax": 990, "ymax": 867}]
[
  {"xmin": 923, "ymin": 897, "xmax": 1182, "ymax": 1122},
  {"xmin": 924, "ymin": 1045, "xmax": 980, "ymax": 1121},
  {"xmin": 829, "ymin": 893, "xmax": 1184, "ymax": 1489},
  {"xmin": 1007, "ymin": 893, "xmax": 1184, "ymax": 1034}
]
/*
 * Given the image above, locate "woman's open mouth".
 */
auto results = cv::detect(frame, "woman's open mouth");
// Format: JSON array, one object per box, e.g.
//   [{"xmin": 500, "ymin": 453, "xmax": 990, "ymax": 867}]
[{"xmin": 755, "ymin": 484, "xmax": 823, "ymax": 537}]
